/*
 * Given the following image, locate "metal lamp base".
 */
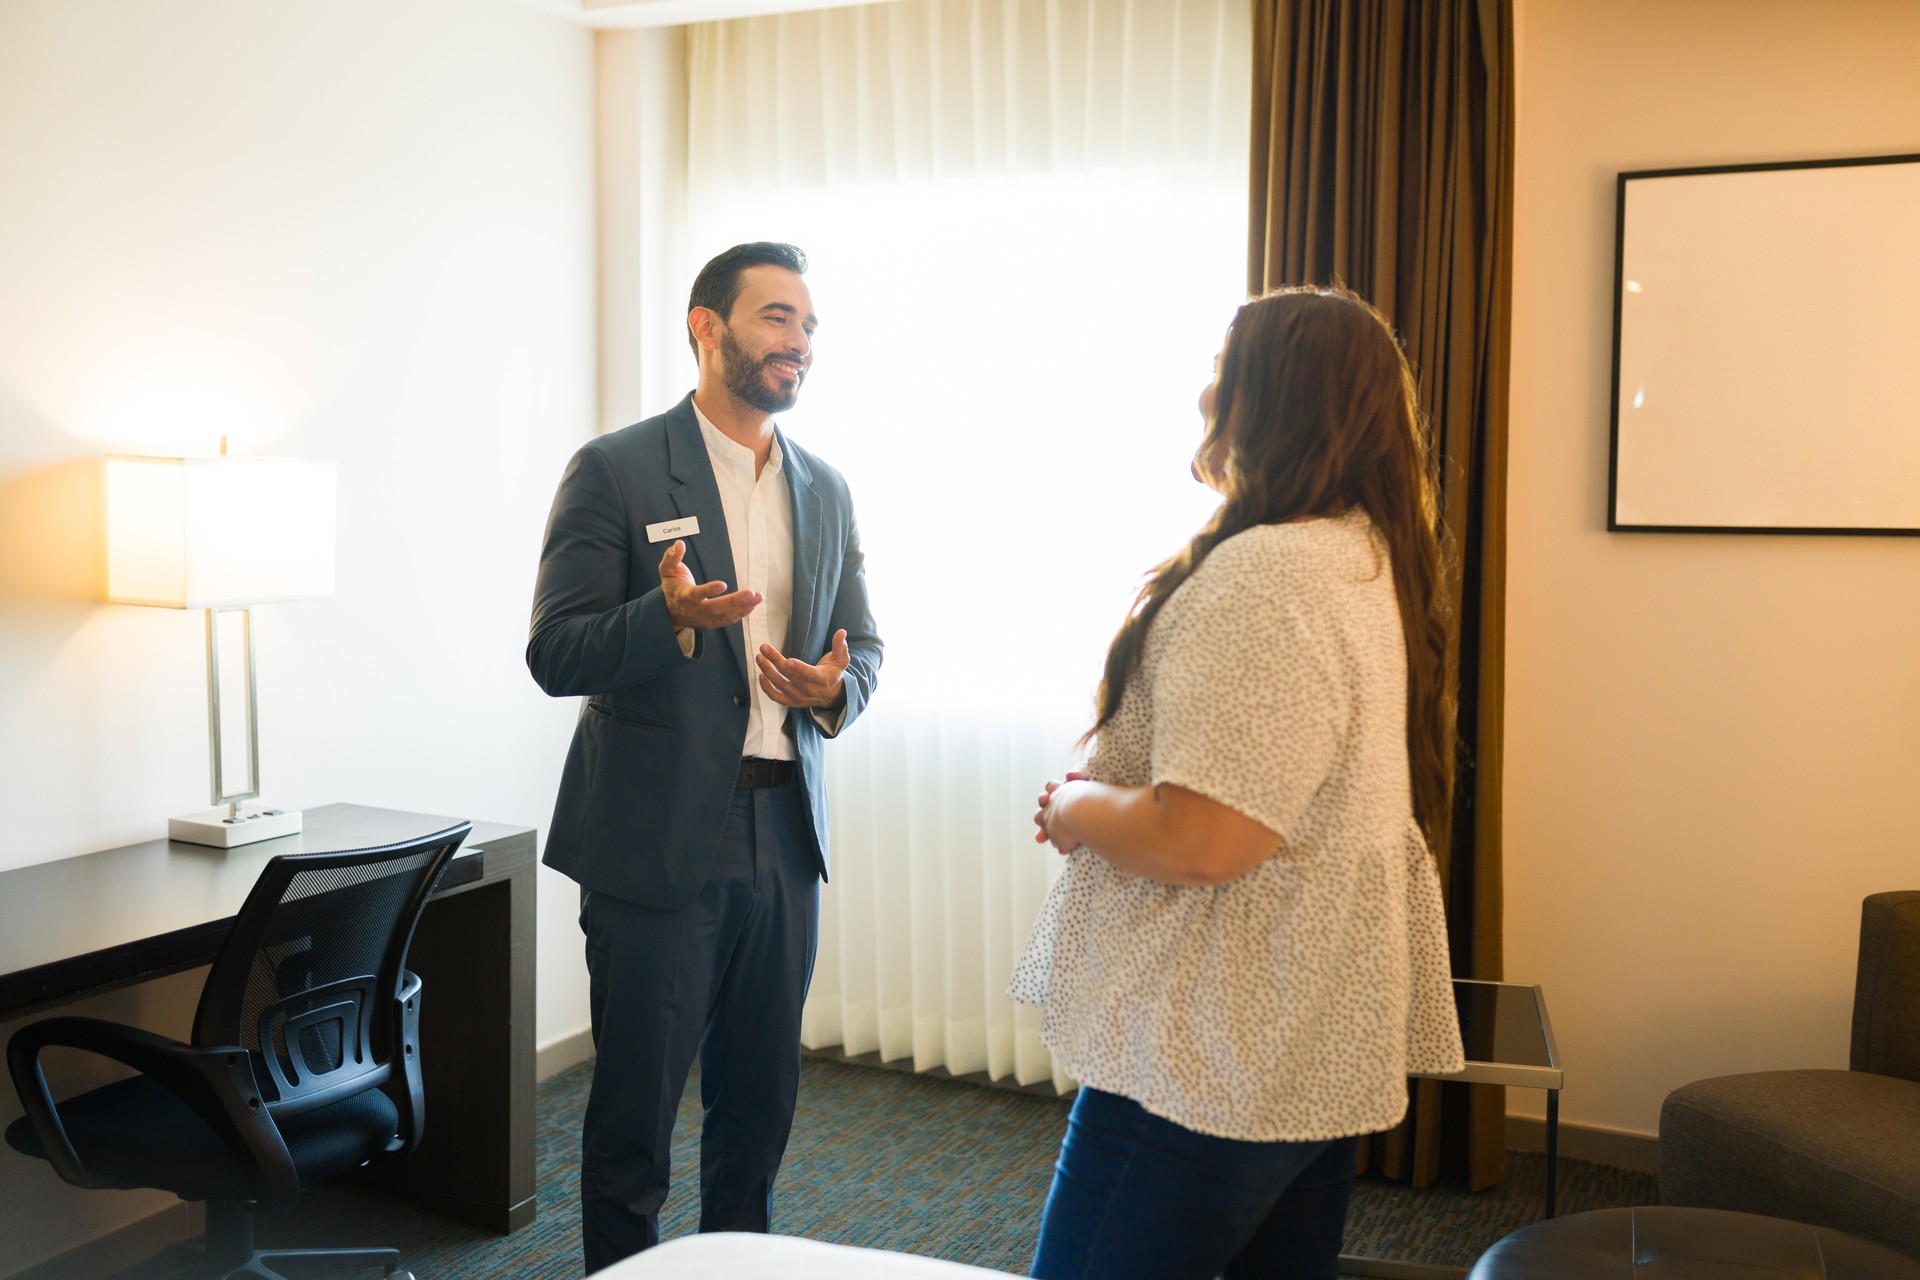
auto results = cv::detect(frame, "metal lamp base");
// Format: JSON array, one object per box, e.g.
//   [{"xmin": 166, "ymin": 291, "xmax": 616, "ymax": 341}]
[{"xmin": 169, "ymin": 805, "xmax": 303, "ymax": 848}]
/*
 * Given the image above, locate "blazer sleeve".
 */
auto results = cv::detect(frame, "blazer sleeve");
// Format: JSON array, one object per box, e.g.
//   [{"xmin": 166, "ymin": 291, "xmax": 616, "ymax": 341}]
[
  {"xmin": 815, "ymin": 501, "xmax": 882, "ymax": 738},
  {"xmin": 526, "ymin": 444, "xmax": 699, "ymax": 697}
]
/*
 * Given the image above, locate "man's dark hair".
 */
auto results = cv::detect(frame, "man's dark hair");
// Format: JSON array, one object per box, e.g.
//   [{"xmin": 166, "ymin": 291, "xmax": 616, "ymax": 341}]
[{"xmin": 687, "ymin": 242, "xmax": 808, "ymax": 355}]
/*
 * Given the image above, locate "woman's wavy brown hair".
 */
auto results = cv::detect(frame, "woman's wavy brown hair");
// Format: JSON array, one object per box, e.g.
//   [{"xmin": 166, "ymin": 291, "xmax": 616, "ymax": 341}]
[{"xmin": 1088, "ymin": 285, "xmax": 1459, "ymax": 849}]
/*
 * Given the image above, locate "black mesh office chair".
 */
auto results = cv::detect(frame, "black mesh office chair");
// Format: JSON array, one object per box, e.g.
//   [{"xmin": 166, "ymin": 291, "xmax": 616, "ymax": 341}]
[{"xmin": 6, "ymin": 822, "xmax": 469, "ymax": 1280}]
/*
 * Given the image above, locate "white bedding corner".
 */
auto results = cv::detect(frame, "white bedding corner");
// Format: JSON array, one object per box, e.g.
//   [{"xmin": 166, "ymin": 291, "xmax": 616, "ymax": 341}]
[{"xmin": 603, "ymin": 1232, "xmax": 1019, "ymax": 1279}]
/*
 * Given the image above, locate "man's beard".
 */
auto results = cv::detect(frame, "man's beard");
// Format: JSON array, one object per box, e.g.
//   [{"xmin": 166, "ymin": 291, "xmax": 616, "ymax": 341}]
[{"xmin": 720, "ymin": 327, "xmax": 801, "ymax": 414}]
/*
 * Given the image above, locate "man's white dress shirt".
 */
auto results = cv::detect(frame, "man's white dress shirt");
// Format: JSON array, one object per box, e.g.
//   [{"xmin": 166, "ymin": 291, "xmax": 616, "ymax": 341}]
[{"xmin": 692, "ymin": 403, "xmax": 798, "ymax": 762}]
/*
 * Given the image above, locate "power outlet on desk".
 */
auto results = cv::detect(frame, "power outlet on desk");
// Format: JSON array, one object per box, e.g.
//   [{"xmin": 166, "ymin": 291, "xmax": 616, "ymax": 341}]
[{"xmin": 169, "ymin": 806, "xmax": 304, "ymax": 848}]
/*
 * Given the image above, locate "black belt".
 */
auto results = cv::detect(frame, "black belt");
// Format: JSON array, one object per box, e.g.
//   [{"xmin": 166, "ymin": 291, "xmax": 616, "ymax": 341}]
[{"xmin": 736, "ymin": 757, "xmax": 795, "ymax": 789}]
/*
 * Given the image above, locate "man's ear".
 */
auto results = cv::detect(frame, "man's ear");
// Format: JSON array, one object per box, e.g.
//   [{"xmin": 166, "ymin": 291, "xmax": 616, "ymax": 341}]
[{"xmin": 688, "ymin": 306, "xmax": 722, "ymax": 353}]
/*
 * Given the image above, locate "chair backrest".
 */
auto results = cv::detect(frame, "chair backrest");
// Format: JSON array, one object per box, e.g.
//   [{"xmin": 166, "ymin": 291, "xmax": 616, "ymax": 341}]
[
  {"xmin": 1850, "ymin": 890, "xmax": 1920, "ymax": 1082},
  {"xmin": 191, "ymin": 823, "xmax": 469, "ymax": 1115}
]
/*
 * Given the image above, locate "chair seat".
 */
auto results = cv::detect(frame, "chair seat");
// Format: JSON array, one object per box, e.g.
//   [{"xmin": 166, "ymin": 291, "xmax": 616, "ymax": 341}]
[
  {"xmin": 4, "ymin": 1073, "xmax": 398, "ymax": 1202},
  {"xmin": 1659, "ymin": 1068, "xmax": 1920, "ymax": 1257},
  {"xmin": 1467, "ymin": 1206, "xmax": 1920, "ymax": 1279}
]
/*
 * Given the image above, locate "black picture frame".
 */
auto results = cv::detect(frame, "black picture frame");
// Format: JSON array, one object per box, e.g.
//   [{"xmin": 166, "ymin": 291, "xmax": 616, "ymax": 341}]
[{"xmin": 1607, "ymin": 151, "xmax": 1920, "ymax": 537}]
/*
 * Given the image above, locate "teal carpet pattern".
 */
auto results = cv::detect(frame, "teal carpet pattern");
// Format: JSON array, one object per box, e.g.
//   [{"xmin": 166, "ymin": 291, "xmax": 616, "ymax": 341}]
[{"xmin": 115, "ymin": 1056, "xmax": 1656, "ymax": 1277}]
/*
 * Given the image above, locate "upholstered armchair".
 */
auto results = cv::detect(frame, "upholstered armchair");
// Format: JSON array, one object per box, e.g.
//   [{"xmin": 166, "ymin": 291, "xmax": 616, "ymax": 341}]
[{"xmin": 1658, "ymin": 890, "xmax": 1920, "ymax": 1258}]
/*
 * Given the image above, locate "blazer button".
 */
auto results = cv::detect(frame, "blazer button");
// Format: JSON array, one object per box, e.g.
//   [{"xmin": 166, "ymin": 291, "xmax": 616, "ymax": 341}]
[{"xmin": 732, "ymin": 694, "xmax": 747, "ymax": 708}]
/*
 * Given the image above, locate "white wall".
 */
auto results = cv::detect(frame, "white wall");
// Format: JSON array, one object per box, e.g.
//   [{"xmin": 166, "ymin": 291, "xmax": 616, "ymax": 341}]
[
  {"xmin": 597, "ymin": 26, "xmax": 691, "ymax": 433},
  {"xmin": 1506, "ymin": 0, "xmax": 1920, "ymax": 1139},
  {"xmin": 0, "ymin": 0, "xmax": 597, "ymax": 1269}
]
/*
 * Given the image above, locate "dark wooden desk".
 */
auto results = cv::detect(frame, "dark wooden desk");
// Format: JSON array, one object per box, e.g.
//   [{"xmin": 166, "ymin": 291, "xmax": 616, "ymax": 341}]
[{"xmin": 0, "ymin": 804, "xmax": 538, "ymax": 1234}]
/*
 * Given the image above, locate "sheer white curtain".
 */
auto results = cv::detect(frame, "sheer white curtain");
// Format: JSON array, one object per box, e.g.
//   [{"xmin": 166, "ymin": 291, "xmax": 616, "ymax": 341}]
[{"xmin": 682, "ymin": 0, "xmax": 1250, "ymax": 1088}]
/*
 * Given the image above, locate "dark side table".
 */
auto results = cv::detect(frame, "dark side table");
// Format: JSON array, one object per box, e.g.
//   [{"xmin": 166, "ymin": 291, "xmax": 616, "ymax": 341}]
[{"xmin": 1338, "ymin": 980, "xmax": 1564, "ymax": 1280}]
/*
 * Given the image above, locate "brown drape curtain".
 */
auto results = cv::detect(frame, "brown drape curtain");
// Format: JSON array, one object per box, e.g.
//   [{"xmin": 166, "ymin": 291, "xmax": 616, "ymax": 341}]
[{"xmin": 1248, "ymin": 0, "xmax": 1514, "ymax": 1191}]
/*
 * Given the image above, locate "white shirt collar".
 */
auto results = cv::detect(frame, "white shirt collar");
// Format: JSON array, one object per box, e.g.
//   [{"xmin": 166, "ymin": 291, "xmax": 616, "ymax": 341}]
[{"xmin": 692, "ymin": 400, "xmax": 783, "ymax": 477}]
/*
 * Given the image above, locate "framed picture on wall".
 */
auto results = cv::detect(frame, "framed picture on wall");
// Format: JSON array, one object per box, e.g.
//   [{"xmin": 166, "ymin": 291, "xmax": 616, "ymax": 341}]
[{"xmin": 1608, "ymin": 151, "xmax": 1920, "ymax": 535}]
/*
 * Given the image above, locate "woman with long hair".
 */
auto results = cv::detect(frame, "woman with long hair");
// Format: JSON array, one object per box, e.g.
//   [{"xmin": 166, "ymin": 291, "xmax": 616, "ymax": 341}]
[{"xmin": 1010, "ymin": 286, "xmax": 1466, "ymax": 1280}]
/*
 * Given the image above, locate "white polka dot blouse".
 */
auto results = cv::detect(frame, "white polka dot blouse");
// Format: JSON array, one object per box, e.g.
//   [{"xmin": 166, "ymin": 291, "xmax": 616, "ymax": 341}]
[{"xmin": 1009, "ymin": 510, "xmax": 1465, "ymax": 1142}]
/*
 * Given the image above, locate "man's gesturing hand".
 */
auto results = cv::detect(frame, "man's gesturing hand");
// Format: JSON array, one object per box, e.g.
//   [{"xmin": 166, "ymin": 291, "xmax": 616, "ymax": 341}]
[
  {"xmin": 756, "ymin": 630, "xmax": 850, "ymax": 710},
  {"xmin": 659, "ymin": 540, "xmax": 761, "ymax": 631}
]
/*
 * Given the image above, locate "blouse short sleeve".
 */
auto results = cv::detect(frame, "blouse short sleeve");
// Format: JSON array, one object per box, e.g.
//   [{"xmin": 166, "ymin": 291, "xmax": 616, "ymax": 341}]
[{"xmin": 1149, "ymin": 532, "xmax": 1350, "ymax": 841}]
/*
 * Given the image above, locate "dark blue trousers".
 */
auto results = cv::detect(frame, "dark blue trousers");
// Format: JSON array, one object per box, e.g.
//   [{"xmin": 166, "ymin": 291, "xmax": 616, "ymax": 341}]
[
  {"xmin": 1032, "ymin": 1088, "xmax": 1360, "ymax": 1280},
  {"xmin": 578, "ymin": 779, "xmax": 819, "ymax": 1274}
]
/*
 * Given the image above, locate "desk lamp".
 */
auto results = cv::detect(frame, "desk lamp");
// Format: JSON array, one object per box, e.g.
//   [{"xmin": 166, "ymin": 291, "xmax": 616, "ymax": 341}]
[{"xmin": 105, "ymin": 443, "xmax": 336, "ymax": 848}]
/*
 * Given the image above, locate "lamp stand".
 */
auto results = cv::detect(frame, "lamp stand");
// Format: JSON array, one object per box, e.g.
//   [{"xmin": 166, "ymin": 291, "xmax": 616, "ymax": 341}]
[{"xmin": 168, "ymin": 607, "xmax": 302, "ymax": 848}]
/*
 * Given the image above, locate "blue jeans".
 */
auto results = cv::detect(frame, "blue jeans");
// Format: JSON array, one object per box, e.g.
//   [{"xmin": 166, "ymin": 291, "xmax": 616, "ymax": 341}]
[{"xmin": 1031, "ymin": 1088, "xmax": 1359, "ymax": 1280}]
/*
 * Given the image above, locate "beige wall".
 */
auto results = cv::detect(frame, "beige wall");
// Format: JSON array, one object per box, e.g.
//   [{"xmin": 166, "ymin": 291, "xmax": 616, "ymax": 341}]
[
  {"xmin": 0, "ymin": 0, "xmax": 596, "ymax": 1269},
  {"xmin": 1507, "ymin": 0, "xmax": 1920, "ymax": 1139}
]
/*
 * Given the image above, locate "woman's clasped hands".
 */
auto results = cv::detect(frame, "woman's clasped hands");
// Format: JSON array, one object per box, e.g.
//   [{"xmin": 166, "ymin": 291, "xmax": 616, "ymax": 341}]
[{"xmin": 1033, "ymin": 771, "xmax": 1091, "ymax": 855}]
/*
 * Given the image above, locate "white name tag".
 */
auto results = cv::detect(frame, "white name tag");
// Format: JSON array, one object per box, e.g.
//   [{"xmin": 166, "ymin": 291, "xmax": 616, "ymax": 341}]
[{"xmin": 645, "ymin": 517, "xmax": 700, "ymax": 543}]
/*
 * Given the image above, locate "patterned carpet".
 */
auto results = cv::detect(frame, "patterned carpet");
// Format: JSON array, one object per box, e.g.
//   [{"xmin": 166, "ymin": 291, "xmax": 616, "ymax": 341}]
[{"xmin": 113, "ymin": 1056, "xmax": 1657, "ymax": 1278}]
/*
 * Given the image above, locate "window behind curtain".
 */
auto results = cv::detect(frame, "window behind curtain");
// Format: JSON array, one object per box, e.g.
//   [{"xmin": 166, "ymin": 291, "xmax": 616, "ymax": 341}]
[{"xmin": 681, "ymin": 0, "xmax": 1251, "ymax": 1088}]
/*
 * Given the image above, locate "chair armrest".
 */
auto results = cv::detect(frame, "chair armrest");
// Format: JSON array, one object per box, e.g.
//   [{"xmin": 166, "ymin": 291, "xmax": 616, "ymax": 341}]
[
  {"xmin": 1852, "ymin": 890, "xmax": 1920, "ymax": 1082},
  {"xmin": 387, "ymin": 969, "xmax": 427, "ymax": 1157},
  {"xmin": 6, "ymin": 1016, "xmax": 299, "ymax": 1207}
]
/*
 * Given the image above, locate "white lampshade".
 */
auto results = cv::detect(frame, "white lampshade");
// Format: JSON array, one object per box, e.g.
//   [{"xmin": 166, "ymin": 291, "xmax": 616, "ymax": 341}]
[{"xmin": 106, "ymin": 454, "xmax": 337, "ymax": 608}]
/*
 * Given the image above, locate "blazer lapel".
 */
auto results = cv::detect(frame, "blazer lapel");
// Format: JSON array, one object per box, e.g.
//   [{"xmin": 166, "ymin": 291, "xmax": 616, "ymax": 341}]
[
  {"xmin": 665, "ymin": 403, "xmax": 747, "ymax": 682},
  {"xmin": 781, "ymin": 429, "xmax": 827, "ymax": 656}
]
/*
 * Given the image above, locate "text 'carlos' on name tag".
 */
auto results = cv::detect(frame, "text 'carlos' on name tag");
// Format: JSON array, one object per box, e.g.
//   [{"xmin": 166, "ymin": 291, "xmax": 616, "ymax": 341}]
[{"xmin": 646, "ymin": 517, "xmax": 700, "ymax": 543}]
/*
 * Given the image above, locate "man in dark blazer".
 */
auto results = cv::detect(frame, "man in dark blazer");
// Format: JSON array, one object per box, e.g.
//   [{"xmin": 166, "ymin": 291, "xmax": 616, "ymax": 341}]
[{"xmin": 527, "ymin": 242, "xmax": 881, "ymax": 1273}]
